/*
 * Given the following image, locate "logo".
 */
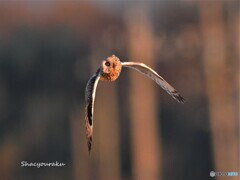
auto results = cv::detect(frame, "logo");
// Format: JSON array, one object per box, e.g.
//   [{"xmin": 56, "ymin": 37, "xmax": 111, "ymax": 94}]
[
  {"xmin": 210, "ymin": 171, "xmax": 215, "ymax": 177},
  {"xmin": 210, "ymin": 171, "xmax": 238, "ymax": 177}
]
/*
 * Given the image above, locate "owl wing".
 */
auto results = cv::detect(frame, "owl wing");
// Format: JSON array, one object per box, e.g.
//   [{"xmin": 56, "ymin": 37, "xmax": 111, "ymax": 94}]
[
  {"xmin": 85, "ymin": 69, "xmax": 101, "ymax": 153},
  {"xmin": 121, "ymin": 62, "xmax": 185, "ymax": 103}
]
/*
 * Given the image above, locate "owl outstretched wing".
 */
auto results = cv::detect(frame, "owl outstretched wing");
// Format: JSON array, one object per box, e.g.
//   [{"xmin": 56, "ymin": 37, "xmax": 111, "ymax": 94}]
[
  {"xmin": 122, "ymin": 62, "xmax": 185, "ymax": 103},
  {"xmin": 85, "ymin": 69, "xmax": 101, "ymax": 153}
]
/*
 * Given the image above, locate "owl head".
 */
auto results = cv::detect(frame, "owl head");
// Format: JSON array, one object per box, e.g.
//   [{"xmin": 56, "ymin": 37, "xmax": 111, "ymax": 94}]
[{"xmin": 100, "ymin": 55, "xmax": 122, "ymax": 81}]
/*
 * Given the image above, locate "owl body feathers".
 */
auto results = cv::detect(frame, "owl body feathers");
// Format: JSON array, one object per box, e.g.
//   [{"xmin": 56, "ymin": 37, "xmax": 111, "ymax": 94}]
[{"xmin": 100, "ymin": 55, "xmax": 122, "ymax": 81}]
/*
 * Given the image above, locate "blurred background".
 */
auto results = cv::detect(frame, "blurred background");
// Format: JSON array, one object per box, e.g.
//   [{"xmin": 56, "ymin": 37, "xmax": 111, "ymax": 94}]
[{"xmin": 0, "ymin": 1, "xmax": 239, "ymax": 180}]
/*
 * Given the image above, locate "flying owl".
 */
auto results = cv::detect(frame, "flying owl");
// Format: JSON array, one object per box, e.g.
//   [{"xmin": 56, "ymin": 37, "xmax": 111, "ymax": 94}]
[{"xmin": 85, "ymin": 55, "xmax": 185, "ymax": 153}]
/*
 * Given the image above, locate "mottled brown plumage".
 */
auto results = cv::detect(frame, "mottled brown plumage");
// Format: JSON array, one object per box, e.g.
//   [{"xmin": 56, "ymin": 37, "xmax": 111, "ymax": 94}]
[
  {"xmin": 100, "ymin": 55, "xmax": 122, "ymax": 81},
  {"xmin": 85, "ymin": 55, "xmax": 185, "ymax": 153}
]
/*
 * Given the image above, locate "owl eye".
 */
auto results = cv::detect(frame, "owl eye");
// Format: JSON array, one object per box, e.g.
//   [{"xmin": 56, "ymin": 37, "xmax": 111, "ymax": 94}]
[{"xmin": 105, "ymin": 61, "xmax": 110, "ymax": 67}]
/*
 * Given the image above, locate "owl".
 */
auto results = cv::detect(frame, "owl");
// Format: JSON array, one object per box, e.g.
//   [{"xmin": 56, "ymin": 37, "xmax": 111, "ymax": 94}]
[{"xmin": 85, "ymin": 55, "xmax": 185, "ymax": 153}]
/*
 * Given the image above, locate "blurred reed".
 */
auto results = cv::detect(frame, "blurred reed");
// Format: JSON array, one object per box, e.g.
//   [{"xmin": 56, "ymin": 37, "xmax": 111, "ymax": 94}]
[
  {"xmin": 200, "ymin": 2, "xmax": 239, "ymax": 180},
  {"xmin": 126, "ymin": 5, "xmax": 162, "ymax": 180}
]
